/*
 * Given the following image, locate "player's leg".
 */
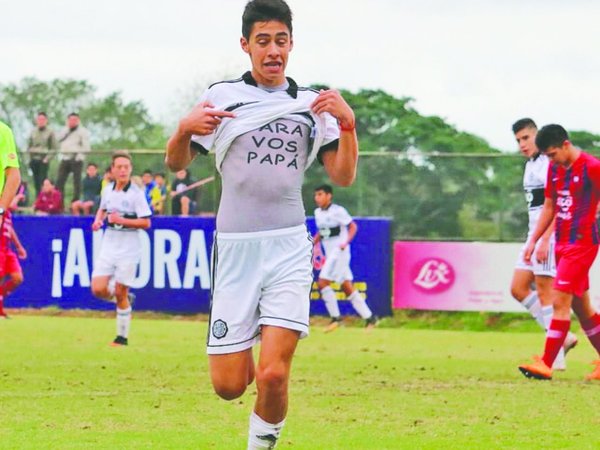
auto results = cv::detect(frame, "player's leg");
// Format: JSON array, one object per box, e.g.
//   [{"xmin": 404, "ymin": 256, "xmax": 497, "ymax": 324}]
[
  {"xmin": 110, "ymin": 260, "xmax": 138, "ymax": 346},
  {"xmin": 341, "ymin": 279, "xmax": 376, "ymax": 327},
  {"xmin": 511, "ymin": 268, "xmax": 545, "ymax": 329},
  {"xmin": 91, "ymin": 275, "xmax": 113, "ymax": 300},
  {"xmin": 318, "ymin": 277, "xmax": 341, "ymax": 329},
  {"xmin": 209, "ymin": 350, "xmax": 255, "ymax": 400},
  {"xmin": 248, "ymin": 326, "xmax": 299, "ymax": 449},
  {"xmin": 571, "ymin": 291, "xmax": 600, "ymax": 380}
]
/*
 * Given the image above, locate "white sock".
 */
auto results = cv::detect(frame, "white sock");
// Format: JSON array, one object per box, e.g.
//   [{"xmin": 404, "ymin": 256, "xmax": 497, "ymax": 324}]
[
  {"xmin": 348, "ymin": 290, "xmax": 372, "ymax": 319},
  {"xmin": 116, "ymin": 306, "xmax": 132, "ymax": 338},
  {"xmin": 248, "ymin": 411, "xmax": 285, "ymax": 449},
  {"xmin": 522, "ymin": 292, "xmax": 545, "ymax": 330},
  {"xmin": 321, "ymin": 286, "xmax": 340, "ymax": 319}
]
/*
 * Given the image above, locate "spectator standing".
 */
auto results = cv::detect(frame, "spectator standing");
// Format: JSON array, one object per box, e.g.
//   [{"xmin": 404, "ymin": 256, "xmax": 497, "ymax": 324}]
[
  {"xmin": 34, "ymin": 178, "xmax": 63, "ymax": 215},
  {"xmin": 56, "ymin": 113, "xmax": 91, "ymax": 204},
  {"xmin": 26, "ymin": 112, "xmax": 57, "ymax": 196},
  {"xmin": 72, "ymin": 163, "xmax": 102, "ymax": 215}
]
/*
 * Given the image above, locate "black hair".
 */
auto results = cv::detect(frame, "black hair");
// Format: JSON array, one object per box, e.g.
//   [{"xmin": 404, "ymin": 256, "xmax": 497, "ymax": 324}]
[
  {"xmin": 143, "ymin": 169, "xmax": 153, "ymax": 176},
  {"xmin": 111, "ymin": 150, "xmax": 132, "ymax": 165},
  {"xmin": 154, "ymin": 172, "xmax": 166, "ymax": 178},
  {"xmin": 68, "ymin": 112, "xmax": 79, "ymax": 118},
  {"xmin": 37, "ymin": 111, "xmax": 48, "ymax": 118},
  {"xmin": 535, "ymin": 124, "xmax": 569, "ymax": 152},
  {"xmin": 314, "ymin": 184, "xmax": 333, "ymax": 194},
  {"xmin": 242, "ymin": 0, "xmax": 293, "ymax": 40},
  {"xmin": 512, "ymin": 118, "xmax": 537, "ymax": 134},
  {"xmin": 87, "ymin": 162, "xmax": 97, "ymax": 168}
]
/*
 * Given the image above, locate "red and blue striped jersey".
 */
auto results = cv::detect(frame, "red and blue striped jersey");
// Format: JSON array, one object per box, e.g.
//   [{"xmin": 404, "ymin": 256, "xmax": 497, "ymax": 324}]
[{"xmin": 545, "ymin": 152, "xmax": 600, "ymax": 245}]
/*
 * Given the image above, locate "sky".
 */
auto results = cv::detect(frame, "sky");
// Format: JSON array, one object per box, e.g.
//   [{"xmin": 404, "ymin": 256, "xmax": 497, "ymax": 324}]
[{"xmin": 2, "ymin": 0, "xmax": 600, "ymax": 151}]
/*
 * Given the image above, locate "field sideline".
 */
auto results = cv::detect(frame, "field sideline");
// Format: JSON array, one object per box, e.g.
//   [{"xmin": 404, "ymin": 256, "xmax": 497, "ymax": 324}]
[{"xmin": 1, "ymin": 315, "xmax": 599, "ymax": 449}]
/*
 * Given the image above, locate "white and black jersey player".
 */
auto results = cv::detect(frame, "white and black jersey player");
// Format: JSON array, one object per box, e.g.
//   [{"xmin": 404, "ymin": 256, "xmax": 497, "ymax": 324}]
[
  {"xmin": 313, "ymin": 184, "xmax": 377, "ymax": 332},
  {"xmin": 510, "ymin": 118, "xmax": 577, "ymax": 370},
  {"xmin": 91, "ymin": 151, "xmax": 151, "ymax": 347},
  {"xmin": 165, "ymin": 1, "xmax": 359, "ymax": 447}
]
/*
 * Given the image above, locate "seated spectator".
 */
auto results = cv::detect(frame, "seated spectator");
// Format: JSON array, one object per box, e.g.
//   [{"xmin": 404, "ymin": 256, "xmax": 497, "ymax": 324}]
[
  {"xmin": 72, "ymin": 162, "xmax": 102, "ymax": 215},
  {"xmin": 170, "ymin": 169, "xmax": 197, "ymax": 216},
  {"xmin": 101, "ymin": 166, "xmax": 114, "ymax": 192},
  {"xmin": 34, "ymin": 178, "xmax": 63, "ymax": 215},
  {"xmin": 153, "ymin": 172, "xmax": 168, "ymax": 215},
  {"xmin": 141, "ymin": 169, "xmax": 161, "ymax": 212}
]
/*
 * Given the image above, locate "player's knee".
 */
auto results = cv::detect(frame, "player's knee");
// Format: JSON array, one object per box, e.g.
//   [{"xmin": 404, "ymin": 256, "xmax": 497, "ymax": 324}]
[
  {"xmin": 255, "ymin": 364, "xmax": 287, "ymax": 392},
  {"xmin": 12, "ymin": 272, "xmax": 23, "ymax": 286},
  {"xmin": 510, "ymin": 285, "xmax": 527, "ymax": 301},
  {"xmin": 212, "ymin": 379, "xmax": 247, "ymax": 401}
]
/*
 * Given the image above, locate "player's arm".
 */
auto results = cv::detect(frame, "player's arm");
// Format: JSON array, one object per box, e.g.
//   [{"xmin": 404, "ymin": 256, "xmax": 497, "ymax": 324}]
[
  {"xmin": 313, "ymin": 232, "xmax": 321, "ymax": 244},
  {"xmin": 92, "ymin": 208, "xmax": 107, "ymax": 231},
  {"xmin": 108, "ymin": 215, "xmax": 151, "ymax": 230},
  {"xmin": 524, "ymin": 198, "xmax": 555, "ymax": 263},
  {"xmin": 311, "ymin": 90, "xmax": 358, "ymax": 187},
  {"xmin": 10, "ymin": 227, "xmax": 27, "ymax": 259},
  {"xmin": 166, "ymin": 102, "xmax": 235, "ymax": 172},
  {"xmin": 535, "ymin": 216, "xmax": 556, "ymax": 263},
  {"xmin": 0, "ymin": 167, "xmax": 21, "ymax": 212}
]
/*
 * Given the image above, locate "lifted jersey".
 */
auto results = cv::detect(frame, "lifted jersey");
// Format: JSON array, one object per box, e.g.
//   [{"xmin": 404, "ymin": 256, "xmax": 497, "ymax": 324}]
[
  {"xmin": 523, "ymin": 154, "xmax": 550, "ymax": 234},
  {"xmin": 314, "ymin": 204, "xmax": 353, "ymax": 254}
]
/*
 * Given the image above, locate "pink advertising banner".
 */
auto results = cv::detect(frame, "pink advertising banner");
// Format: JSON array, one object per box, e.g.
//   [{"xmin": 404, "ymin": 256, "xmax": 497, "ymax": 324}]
[{"xmin": 394, "ymin": 241, "xmax": 600, "ymax": 312}]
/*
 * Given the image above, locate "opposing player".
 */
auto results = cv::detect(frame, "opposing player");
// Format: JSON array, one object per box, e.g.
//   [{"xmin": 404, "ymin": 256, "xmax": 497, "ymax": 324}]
[
  {"xmin": 510, "ymin": 118, "xmax": 576, "ymax": 369},
  {"xmin": 165, "ymin": 1, "xmax": 358, "ymax": 446},
  {"xmin": 91, "ymin": 151, "xmax": 151, "ymax": 346},
  {"xmin": 518, "ymin": 125, "xmax": 600, "ymax": 380},
  {"xmin": 313, "ymin": 184, "xmax": 377, "ymax": 332},
  {"xmin": 0, "ymin": 208, "xmax": 27, "ymax": 319}
]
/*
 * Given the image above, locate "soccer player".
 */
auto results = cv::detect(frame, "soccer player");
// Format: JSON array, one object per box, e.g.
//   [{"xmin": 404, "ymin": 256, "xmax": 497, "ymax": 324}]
[
  {"xmin": 165, "ymin": 0, "xmax": 358, "ymax": 447},
  {"xmin": 0, "ymin": 121, "xmax": 22, "ymax": 318},
  {"xmin": 313, "ymin": 184, "xmax": 377, "ymax": 332},
  {"xmin": 510, "ymin": 119, "xmax": 576, "ymax": 369},
  {"xmin": 91, "ymin": 151, "xmax": 151, "ymax": 346},
  {"xmin": 0, "ymin": 208, "xmax": 27, "ymax": 319},
  {"xmin": 518, "ymin": 124, "xmax": 600, "ymax": 380}
]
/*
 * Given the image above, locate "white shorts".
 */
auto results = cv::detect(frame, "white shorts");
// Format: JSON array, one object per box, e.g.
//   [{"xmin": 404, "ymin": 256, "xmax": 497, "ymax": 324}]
[
  {"xmin": 319, "ymin": 245, "xmax": 353, "ymax": 283},
  {"xmin": 515, "ymin": 238, "xmax": 556, "ymax": 277},
  {"xmin": 207, "ymin": 224, "xmax": 313, "ymax": 355},
  {"xmin": 91, "ymin": 229, "xmax": 141, "ymax": 286}
]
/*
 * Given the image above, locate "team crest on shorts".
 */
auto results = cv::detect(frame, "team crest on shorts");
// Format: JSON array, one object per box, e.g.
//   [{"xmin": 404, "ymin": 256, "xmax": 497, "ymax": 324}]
[{"xmin": 212, "ymin": 319, "xmax": 228, "ymax": 339}]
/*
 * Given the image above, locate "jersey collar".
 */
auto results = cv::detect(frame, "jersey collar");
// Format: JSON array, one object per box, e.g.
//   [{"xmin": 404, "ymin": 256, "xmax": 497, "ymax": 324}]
[
  {"xmin": 112, "ymin": 181, "xmax": 131, "ymax": 192},
  {"xmin": 242, "ymin": 71, "xmax": 298, "ymax": 99}
]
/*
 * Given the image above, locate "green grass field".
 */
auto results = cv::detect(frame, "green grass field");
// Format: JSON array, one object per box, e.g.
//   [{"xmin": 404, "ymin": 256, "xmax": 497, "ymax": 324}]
[{"xmin": 1, "ymin": 315, "xmax": 600, "ymax": 449}]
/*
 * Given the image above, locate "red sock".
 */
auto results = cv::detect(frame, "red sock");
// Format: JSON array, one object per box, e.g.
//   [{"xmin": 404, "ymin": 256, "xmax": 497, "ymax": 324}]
[
  {"xmin": 0, "ymin": 295, "xmax": 4, "ymax": 315},
  {"xmin": 0, "ymin": 279, "xmax": 16, "ymax": 296},
  {"xmin": 542, "ymin": 319, "xmax": 570, "ymax": 367},
  {"xmin": 581, "ymin": 313, "xmax": 600, "ymax": 356}
]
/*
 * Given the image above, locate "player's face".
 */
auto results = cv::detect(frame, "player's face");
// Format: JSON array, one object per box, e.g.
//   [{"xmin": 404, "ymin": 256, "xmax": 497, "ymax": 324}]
[
  {"xmin": 515, "ymin": 127, "xmax": 538, "ymax": 158},
  {"xmin": 314, "ymin": 190, "xmax": 332, "ymax": 208},
  {"xmin": 112, "ymin": 157, "xmax": 132, "ymax": 183},
  {"xmin": 544, "ymin": 142, "xmax": 570, "ymax": 166},
  {"xmin": 241, "ymin": 20, "xmax": 293, "ymax": 87}
]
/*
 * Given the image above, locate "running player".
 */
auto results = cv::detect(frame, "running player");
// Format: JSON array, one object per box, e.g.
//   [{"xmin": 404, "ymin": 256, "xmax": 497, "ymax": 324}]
[
  {"xmin": 0, "ymin": 120, "xmax": 22, "ymax": 319},
  {"xmin": 313, "ymin": 184, "xmax": 377, "ymax": 332},
  {"xmin": 518, "ymin": 124, "xmax": 600, "ymax": 380},
  {"xmin": 510, "ymin": 118, "xmax": 576, "ymax": 369},
  {"xmin": 0, "ymin": 208, "xmax": 27, "ymax": 319},
  {"xmin": 91, "ymin": 151, "xmax": 151, "ymax": 346},
  {"xmin": 165, "ymin": 1, "xmax": 358, "ymax": 446}
]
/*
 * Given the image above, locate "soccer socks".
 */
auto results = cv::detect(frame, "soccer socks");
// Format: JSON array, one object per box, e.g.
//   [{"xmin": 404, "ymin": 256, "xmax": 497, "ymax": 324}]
[
  {"xmin": 321, "ymin": 286, "xmax": 340, "ymax": 319},
  {"xmin": 348, "ymin": 290, "xmax": 373, "ymax": 320},
  {"xmin": 542, "ymin": 306, "xmax": 566, "ymax": 368},
  {"xmin": 116, "ymin": 306, "xmax": 132, "ymax": 338},
  {"xmin": 542, "ymin": 319, "xmax": 570, "ymax": 368},
  {"xmin": 581, "ymin": 313, "xmax": 600, "ymax": 356},
  {"xmin": 522, "ymin": 292, "xmax": 545, "ymax": 329},
  {"xmin": 248, "ymin": 411, "xmax": 285, "ymax": 449},
  {"xmin": 0, "ymin": 295, "xmax": 4, "ymax": 316},
  {"xmin": 0, "ymin": 279, "xmax": 17, "ymax": 297}
]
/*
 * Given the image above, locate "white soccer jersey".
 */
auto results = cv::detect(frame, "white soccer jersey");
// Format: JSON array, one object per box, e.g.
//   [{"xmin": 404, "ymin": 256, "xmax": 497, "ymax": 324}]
[
  {"xmin": 314, "ymin": 203, "xmax": 353, "ymax": 253},
  {"xmin": 100, "ymin": 181, "xmax": 152, "ymax": 232},
  {"xmin": 523, "ymin": 154, "xmax": 550, "ymax": 233}
]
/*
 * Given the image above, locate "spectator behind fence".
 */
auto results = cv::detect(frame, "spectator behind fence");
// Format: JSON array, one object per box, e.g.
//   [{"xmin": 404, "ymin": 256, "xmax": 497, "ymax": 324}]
[
  {"xmin": 72, "ymin": 162, "xmax": 102, "ymax": 215},
  {"xmin": 26, "ymin": 112, "xmax": 57, "ymax": 196},
  {"xmin": 141, "ymin": 169, "xmax": 161, "ymax": 212},
  {"xmin": 153, "ymin": 172, "xmax": 168, "ymax": 215},
  {"xmin": 170, "ymin": 169, "xmax": 196, "ymax": 216},
  {"xmin": 34, "ymin": 178, "xmax": 63, "ymax": 215},
  {"xmin": 56, "ymin": 113, "xmax": 90, "ymax": 205}
]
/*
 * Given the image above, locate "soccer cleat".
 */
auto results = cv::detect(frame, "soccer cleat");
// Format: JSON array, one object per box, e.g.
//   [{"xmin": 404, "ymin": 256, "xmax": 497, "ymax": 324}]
[
  {"xmin": 324, "ymin": 317, "xmax": 341, "ymax": 333},
  {"xmin": 563, "ymin": 332, "xmax": 578, "ymax": 355},
  {"xmin": 365, "ymin": 315, "xmax": 379, "ymax": 330},
  {"xmin": 585, "ymin": 360, "xmax": 600, "ymax": 381},
  {"xmin": 518, "ymin": 355, "xmax": 552, "ymax": 380},
  {"xmin": 0, "ymin": 313, "xmax": 10, "ymax": 320},
  {"xmin": 127, "ymin": 292, "xmax": 136, "ymax": 307},
  {"xmin": 110, "ymin": 336, "xmax": 128, "ymax": 347}
]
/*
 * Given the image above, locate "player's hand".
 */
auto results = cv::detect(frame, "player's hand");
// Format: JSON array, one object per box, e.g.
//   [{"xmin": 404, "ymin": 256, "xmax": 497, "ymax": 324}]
[
  {"xmin": 311, "ymin": 90, "xmax": 355, "ymax": 130},
  {"xmin": 107, "ymin": 212, "xmax": 123, "ymax": 225},
  {"xmin": 91, "ymin": 219, "xmax": 104, "ymax": 231},
  {"xmin": 17, "ymin": 246, "xmax": 27, "ymax": 260},
  {"xmin": 523, "ymin": 241, "xmax": 536, "ymax": 265},
  {"xmin": 535, "ymin": 240, "xmax": 550, "ymax": 264},
  {"xmin": 339, "ymin": 242, "xmax": 348, "ymax": 250},
  {"xmin": 180, "ymin": 102, "xmax": 236, "ymax": 136}
]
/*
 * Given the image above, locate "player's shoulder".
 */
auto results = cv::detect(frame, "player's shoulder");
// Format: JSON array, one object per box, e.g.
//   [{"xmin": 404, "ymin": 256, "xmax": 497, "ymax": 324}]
[
  {"xmin": 0, "ymin": 121, "xmax": 13, "ymax": 138},
  {"xmin": 331, "ymin": 203, "xmax": 349, "ymax": 213},
  {"xmin": 208, "ymin": 74, "xmax": 246, "ymax": 91}
]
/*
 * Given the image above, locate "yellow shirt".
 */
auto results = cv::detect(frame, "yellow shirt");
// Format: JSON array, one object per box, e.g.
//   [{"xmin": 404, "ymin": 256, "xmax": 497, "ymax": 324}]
[{"xmin": 0, "ymin": 121, "xmax": 20, "ymax": 195}]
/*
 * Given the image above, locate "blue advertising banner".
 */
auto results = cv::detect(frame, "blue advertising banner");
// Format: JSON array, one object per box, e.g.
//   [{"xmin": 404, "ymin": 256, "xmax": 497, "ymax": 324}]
[{"xmin": 8, "ymin": 216, "xmax": 391, "ymax": 316}]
